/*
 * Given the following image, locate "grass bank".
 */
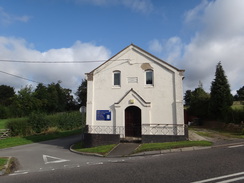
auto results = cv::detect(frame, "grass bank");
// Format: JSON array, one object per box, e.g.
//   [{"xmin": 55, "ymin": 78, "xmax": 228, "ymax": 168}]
[
  {"xmin": 134, "ymin": 141, "xmax": 212, "ymax": 154},
  {"xmin": 72, "ymin": 143, "xmax": 116, "ymax": 156}
]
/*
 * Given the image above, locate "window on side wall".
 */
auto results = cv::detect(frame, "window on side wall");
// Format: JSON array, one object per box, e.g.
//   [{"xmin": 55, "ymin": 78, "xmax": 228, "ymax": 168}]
[
  {"xmin": 113, "ymin": 71, "xmax": 121, "ymax": 87},
  {"xmin": 146, "ymin": 70, "xmax": 153, "ymax": 85}
]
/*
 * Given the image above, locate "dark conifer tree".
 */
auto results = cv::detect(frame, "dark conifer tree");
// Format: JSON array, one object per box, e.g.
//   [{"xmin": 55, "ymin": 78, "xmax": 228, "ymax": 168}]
[{"xmin": 209, "ymin": 62, "xmax": 233, "ymax": 119}]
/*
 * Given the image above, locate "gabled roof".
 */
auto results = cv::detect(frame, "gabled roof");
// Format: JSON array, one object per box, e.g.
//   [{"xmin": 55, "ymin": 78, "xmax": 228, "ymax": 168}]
[
  {"xmin": 115, "ymin": 88, "xmax": 151, "ymax": 107},
  {"xmin": 86, "ymin": 44, "xmax": 184, "ymax": 80}
]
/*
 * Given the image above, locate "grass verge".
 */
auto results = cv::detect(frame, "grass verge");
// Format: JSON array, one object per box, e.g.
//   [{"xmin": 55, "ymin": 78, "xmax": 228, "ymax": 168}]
[
  {"xmin": 0, "ymin": 157, "xmax": 18, "ymax": 175},
  {"xmin": 192, "ymin": 128, "xmax": 244, "ymax": 139},
  {"xmin": 72, "ymin": 143, "xmax": 117, "ymax": 156},
  {"xmin": 0, "ymin": 129, "xmax": 82, "ymax": 149},
  {"xmin": 134, "ymin": 141, "xmax": 213, "ymax": 154},
  {"xmin": 0, "ymin": 119, "xmax": 9, "ymax": 129},
  {"xmin": 72, "ymin": 141, "xmax": 212, "ymax": 156},
  {"xmin": 0, "ymin": 157, "xmax": 8, "ymax": 171}
]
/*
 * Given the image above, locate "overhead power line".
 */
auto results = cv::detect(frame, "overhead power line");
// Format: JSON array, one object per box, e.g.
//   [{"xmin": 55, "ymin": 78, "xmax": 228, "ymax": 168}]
[
  {"xmin": 0, "ymin": 59, "xmax": 129, "ymax": 64},
  {"xmin": 0, "ymin": 70, "xmax": 43, "ymax": 84}
]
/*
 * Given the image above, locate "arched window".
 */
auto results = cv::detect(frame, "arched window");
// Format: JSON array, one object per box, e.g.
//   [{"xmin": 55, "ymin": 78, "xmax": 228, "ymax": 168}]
[
  {"xmin": 146, "ymin": 70, "xmax": 153, "ymax": 85},
  {"xmin": 113, "ymin": 71, "xmax": 121, "ymax": 86}
]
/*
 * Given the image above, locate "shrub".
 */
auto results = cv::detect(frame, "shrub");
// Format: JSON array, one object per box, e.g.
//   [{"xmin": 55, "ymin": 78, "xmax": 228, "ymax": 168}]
[
  {"xmin": 0, "ymin": 105, "xmax": 9, "ymax": 119},
  {"xmin": 6, "ymin": 118, "xmax": 31, "ymax": 136},
  {"xmin": 28, "ymin": 112, "xmax": 50, "ymax": 134},
  {"xmin": 57, "ymin": 112, "xmax": 85, "ymax": 130},
  {"xmin": 224, "ymin": 108, "xmax": 244, "ymax": 124}
]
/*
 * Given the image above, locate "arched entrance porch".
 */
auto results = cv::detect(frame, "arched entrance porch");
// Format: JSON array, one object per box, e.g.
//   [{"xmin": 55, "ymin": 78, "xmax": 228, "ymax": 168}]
[{"xmin": 125, "ymin": 106, "xmax": 141, "ymax": 138}]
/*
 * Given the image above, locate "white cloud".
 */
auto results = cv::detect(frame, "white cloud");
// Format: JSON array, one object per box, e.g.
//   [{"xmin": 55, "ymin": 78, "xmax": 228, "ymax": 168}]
[
  {"xmin": 149, "ymin": 0, "xmax": 244, "ymax": 94},
  {"xmin": 0, "ymin": 7, "xmax": 31, "ymax": 26},
  {"xmin": 149, "ymin": 37, "xmax": 183, "ymax": 65},
  {"xmin": 74, "ymin": 0, "xmax": 153, "ymax": 13},
  {"xmin": 0, "ymin": 37, "xmax": 111, "ymax": 92}
]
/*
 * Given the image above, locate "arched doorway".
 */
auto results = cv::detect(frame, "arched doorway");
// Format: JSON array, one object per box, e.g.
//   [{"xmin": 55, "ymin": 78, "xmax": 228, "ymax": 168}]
[{"xmin": 125, "ymin": 106, "xmax": 141, "ymax": 138}]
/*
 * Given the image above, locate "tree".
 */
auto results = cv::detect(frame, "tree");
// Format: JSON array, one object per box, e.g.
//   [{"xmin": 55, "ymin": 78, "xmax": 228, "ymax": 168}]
[
  {"xmin": 46, "ymin": 82, "xmax": 66, "ymax": 113},
  {"xmin": 235, "ymin": 86, "xmax": 244, "ymax": 101},
  {"xmin": 0, "ymin": 85, "xmax": 15, "ymax": 106},
  {"xmin": 184, "ymin": 90, "xmax": 192, "ymax": 106},
  {"xmin": 34, "ymin": 83, "xmax": 49, "ymax": 112},
  {"xmin": 188, "ymin": 87, "xmax": 210, "ymax": 118},
  {"xmin": 12, "ymin": 85, "xmax": 41, "ymax": 117},
  {"xmin": 209, "ymin": 62, "xmax": 233, "ymax": 120},
  {"xmin": 76, "ymin": 79, "xmax": 87, "ymax": 106},
  {"xmin": 63, "ymin": 88, "xmax": 78, "ymax": 111}
]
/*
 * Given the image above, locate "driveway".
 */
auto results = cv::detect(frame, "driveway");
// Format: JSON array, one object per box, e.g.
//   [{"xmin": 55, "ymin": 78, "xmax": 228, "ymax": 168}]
[{"xmin": 0, "ymin": 134, "xmax": 125, "ymax": 175}]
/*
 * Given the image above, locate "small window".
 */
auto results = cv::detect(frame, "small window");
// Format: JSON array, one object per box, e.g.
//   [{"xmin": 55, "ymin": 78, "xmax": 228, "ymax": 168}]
[
  {"xmin": 113, "ymin": 71, "xmax": 121, "ymax": 86},
  {"xmin": 146, "ymin": 70, "xmax": 153, "ymax": 85}
]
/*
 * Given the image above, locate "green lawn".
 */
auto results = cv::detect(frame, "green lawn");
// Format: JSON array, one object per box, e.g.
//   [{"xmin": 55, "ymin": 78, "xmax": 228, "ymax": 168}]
[{"xmin": 72, "ymin": 143, "xmax": 116, "ymax": 156}]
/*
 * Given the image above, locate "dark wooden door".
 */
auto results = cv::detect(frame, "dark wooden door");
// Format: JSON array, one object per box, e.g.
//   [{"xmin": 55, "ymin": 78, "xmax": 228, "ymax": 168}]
[{"xmin": 125, "ymin": 106, "xmax": 141, "ymax": 137}]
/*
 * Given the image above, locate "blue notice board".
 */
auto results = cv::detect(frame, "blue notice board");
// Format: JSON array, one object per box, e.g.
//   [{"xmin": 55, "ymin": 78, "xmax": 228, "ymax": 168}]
[{"xmin": 96, "ymin": 110, "xmax": 111, "ymax": 121}]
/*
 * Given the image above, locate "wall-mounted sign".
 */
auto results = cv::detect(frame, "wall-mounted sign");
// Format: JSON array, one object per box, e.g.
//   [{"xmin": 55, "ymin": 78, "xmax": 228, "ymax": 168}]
[
  {"xmin": 128, "ymin": 77, "xmax": 138, "ymax": 83},
  {"xmin": 96, "ymin": 110, "xmax": 111, "ymax": 121}
]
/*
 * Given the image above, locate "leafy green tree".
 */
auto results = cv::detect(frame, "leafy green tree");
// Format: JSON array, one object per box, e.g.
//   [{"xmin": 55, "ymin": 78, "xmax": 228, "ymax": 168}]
[
  {"xmin": 64, "ymin": 88, "xmax": 78, "ymax": 111},
  {"xmin": 188, "ymin": 87, "xmax": 210, "ymax": 118},
  {"xmin": 34, "ymin": 83, "xmax": 49, "ymax": 112},
  {"xmin": 46, "ymin": 81, "xmax": 74, "ymax": 112},
  {"xmin": 46, "ymin": 82, "xmax": 62, "ymax": 112},
  {"xmin": 12, "ymin": 85, "xmax": 41, "ymax": 117},
  {"xmin": 184, "ymin": 90, "xmax": 192, "ymax": 106},
  {"xmin": 0, "ymin": 85, "xmax": 15, "ymax": 106},
  {"xmin": 209, "ymin": 62, "xmax": 233, "ymax": 120},
  {"xmin": 236, "ymin": 86, "xmax": 244, "ymax": 101},
  {"xmin": 76, "ymin": 79, "xmax": 87, "ymax": 106}
]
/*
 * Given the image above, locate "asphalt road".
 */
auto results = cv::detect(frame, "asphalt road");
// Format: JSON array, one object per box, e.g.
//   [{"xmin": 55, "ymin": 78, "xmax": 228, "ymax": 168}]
[{"xmin": 0, "ymin": 135, "xmax": 244, "ymax": 183}]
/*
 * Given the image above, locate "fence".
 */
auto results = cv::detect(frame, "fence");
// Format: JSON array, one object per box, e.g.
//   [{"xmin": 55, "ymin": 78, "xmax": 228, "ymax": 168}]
[
  {"xmin": 0, "ymin": 129, "xmax": 10, "ymax": 140},
  {"xmin": 142, "ymin": 124, "xmax": 186, "ymax": 136},
  {"xmin": 88, "ymin": 126, "xmax": 125, "ymax": 138},
  {"xmin": 88, "ymin": 124, "xmax": 187, "ymax": 138}
]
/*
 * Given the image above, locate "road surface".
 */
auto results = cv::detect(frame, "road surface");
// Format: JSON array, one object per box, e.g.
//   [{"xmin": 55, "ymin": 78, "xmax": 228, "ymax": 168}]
[{"xmin": 0, "ymin": 135, "xmax": 243, "ymax": 183}]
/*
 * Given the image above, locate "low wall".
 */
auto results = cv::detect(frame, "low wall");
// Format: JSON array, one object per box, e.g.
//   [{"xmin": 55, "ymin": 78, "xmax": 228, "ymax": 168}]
[
  {"xmin": 83, "ymin": 133, "xmax": 120, "ymax": 148},
  {"xmin": 142, "ymin": 126, "xmax": 189, "ymax": 143},
  {"xmin": 141, "ymin": 135, "xmax": 188, "ymax": 143}
]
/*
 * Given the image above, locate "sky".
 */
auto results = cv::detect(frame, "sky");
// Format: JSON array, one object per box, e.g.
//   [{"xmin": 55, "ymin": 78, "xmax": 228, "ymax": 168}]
[{"xmin": 0, "ymin": 0, "xmax": 243, "ymax": 96}]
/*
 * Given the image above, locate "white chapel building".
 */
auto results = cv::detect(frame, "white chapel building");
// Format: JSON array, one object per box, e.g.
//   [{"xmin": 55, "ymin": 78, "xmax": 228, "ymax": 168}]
[{"xmin": 84, "ymin": 44, "xmax": 187, "ymax": 147}]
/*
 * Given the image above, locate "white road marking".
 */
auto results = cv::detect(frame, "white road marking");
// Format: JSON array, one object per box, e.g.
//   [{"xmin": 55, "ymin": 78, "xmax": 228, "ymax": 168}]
[
  {"xmin": 217, "ymin": 176, "xmax": 244, "ymax": 183},
  {"xmin": 9, "ymin": 170, "xmax": 28, "ymax": 176},
  {"xmin": 191, "ymin": 171, "xmax": 244, "ymax": 183},
  {"xmin": 228, "ymin": 144, "xmax": 244, "ymax": 148},
  {"xmin": 43, "ymin": 155, "xmax": 69, "ymax": 164},
  {"xmin": 108, "ymin": 159, "xmax": 125, "ymax": 163},
  {"xmin": 86, "ymin": 162, "xmax": 104, "ymax": 165}
]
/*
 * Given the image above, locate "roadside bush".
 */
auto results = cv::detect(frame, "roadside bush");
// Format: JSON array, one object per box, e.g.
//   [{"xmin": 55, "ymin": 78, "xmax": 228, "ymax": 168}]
[
  {"xmin": 224, "ymin": 108, "xmax": 244, "ymax": 124},
  {"xmin": 28, "ymin": 112, "xmax": 50, "ymax": 134},
  {"xmin": 57, "ymin": 112, "xmax": 85, "ymax": 130},
  {"xmin": 0, "ymin": 105, "xmax": 8, "ymax": 119},
  {"xmin": 6, "ymin": 118, "xmax": 31, "ymax": 136}
]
